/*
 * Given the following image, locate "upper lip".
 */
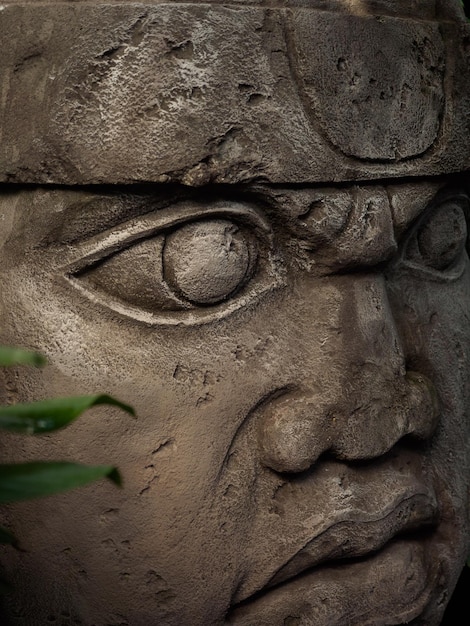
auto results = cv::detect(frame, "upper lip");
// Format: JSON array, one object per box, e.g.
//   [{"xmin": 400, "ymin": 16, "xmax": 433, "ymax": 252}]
[{"xmin": 233, "ymin": 487, "xmax": 439, "ymax": 606}]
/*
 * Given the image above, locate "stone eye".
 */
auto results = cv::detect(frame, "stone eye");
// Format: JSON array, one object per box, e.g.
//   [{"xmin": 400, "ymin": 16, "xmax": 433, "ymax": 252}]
[
  {"xmin": 403, "ymin": 197, "xmax": 469, "ymax": 277},
  {"xmin": 163, "ymin": 220, "xmax": 255, "ymax": 306},
  {"xmin": 66, "ymin": 201, "xmax": 282, "ymax": 326},
  {"xmin": 415, "ymin": 201, "xmax": 467, "ymax": 270}
]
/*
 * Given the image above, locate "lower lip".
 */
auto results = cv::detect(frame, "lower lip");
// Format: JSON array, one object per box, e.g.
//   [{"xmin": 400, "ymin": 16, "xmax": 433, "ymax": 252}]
[{"xmin": 226, "ymin": 539, "xmax": 438, "ymax": 626}]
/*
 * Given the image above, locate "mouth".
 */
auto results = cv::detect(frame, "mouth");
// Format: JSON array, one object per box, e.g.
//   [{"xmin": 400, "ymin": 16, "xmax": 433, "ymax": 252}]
[
  {"xmin": 227, "ymin": 536, "xmax": 440, "ymax": 626},
  {"xmin": 230, "ymin": 489, "xmax": 439, "ymax": 615},
  {"xmin": 264, "ymin": 490, "xmax": 438, "ymax": 590}
]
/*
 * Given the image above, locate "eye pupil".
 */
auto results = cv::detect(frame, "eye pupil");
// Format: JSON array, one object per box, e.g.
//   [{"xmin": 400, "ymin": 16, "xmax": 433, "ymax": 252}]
[
  {"xmin": 416, "ymin": 202, "xmax": 467, "ymax": 271},
  {"xmin": 163, "ymin": 219, "xmax": 253, "ymax": 305}
]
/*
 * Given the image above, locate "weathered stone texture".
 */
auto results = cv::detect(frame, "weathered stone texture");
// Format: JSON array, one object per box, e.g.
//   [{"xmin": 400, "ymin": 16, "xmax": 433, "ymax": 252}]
[
  {"xmin": 0, "ymin": 2, "xmax": 469, "ymax": 184},
  {"xmin": 0, "ymin": 2, "xmax": 469, "ymax": 626}
]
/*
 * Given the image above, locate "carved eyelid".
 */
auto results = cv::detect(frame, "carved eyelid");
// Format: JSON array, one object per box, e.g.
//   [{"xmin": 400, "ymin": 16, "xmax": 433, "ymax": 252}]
[
  {"xmin": 63, "ymin": 200, "xmax": 273, "ymax": 274},
  {"xmin": 61, "ymin": 199, "xmax": 284, "ymax": 327},
  {"xmin": 392, "ymin": 190, "xmax": 470, "ymax": 281}
]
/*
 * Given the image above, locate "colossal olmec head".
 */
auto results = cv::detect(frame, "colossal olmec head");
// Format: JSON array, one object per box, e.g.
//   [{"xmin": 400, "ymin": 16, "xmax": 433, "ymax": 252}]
[
  {"xmin": 1, "ymin": 2, "xmax": 470, "ymax": 626},
  {"xmin": 0, "ymin": 0, "xmax": 469, "ymax": 186}
]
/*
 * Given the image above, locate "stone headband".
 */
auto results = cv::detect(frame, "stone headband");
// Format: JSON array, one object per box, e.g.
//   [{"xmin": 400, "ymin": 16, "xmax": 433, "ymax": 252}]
[
  {"xmin": 0, "ymin": 0, "xmax": 465, "ymax": 19},
  {"xmin": 0, "ymin": 0, "xmax": 469, "ymax": 185}
]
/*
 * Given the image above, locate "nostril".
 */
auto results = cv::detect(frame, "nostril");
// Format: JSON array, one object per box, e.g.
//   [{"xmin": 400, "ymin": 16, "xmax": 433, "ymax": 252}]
[
  {"xmin": 333, "ymin": 370, "xmax": 440, "ymax": 461},
  {"xmin": 256, "ymin": 391, "xmax": 335, "ymax": 473},
  {"xmin": 255, "ymin": 371, "xmax": 439, "ymax": 473}
]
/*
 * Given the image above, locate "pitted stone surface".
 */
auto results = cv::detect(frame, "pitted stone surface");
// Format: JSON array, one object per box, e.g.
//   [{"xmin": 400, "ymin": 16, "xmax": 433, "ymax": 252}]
[
  {"xmin": 0, "ymin": 2, "xmax": 469, "ymax": 183},
  {"xmin": 0, "ymin": 2, "xmax": 469, "ymax": 626}
]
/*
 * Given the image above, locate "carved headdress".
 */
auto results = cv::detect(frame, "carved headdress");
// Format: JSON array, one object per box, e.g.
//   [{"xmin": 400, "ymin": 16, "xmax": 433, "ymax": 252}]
[{"xmin": 0, "ymin": 0, "xmax": 468, "ymax": 184}]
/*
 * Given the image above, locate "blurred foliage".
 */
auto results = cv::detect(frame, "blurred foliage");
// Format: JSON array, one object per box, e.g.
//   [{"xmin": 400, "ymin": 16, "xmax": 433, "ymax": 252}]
[{"xmin": 0, "ymin": 346, "xmax": 134, "ymax": 549}]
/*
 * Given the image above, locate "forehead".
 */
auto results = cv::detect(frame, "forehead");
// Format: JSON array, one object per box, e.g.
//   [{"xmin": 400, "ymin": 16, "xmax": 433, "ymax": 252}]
[{"xmin": 0, "ymin": 1, "xmax": 469, "ymax": 185}]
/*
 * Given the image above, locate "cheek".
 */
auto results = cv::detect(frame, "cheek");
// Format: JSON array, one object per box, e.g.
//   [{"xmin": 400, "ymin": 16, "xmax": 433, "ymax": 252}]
[
  {"xmin": 0, "ymin": 254, "xmax": 274, "ymax": 621},
  {"xmin": 389, "ymin": 265, "xmax": 470, "ymax": 517},
  {"xmin": 389, "ymin": 266, "xmax": 470, "ymax": 423},
  {"xmin": 0, "ymin": 250, "xmax": 290, "ymax": 505}
]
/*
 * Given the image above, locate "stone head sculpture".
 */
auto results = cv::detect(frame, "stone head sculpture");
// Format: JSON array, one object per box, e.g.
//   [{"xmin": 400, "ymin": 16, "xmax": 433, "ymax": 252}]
[{"xmin": 0, "ymin": 0, "xmax": 469, "ymax": 624}]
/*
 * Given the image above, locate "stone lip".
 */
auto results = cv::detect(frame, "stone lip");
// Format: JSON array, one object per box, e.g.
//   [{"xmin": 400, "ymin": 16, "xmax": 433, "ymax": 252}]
[
  {"xmin": 227, "ymin": 539, "xmax": 439, "ymax": 626},
  {"xmin": 265, "ymin": 492, "xmax": 438, "ymax": 589},
  {"xmin": 0, "ymin": 3, "xmax": 469, "ymax": 185},
  {"xmin": 232, "ymin": 486, "xmax": 438, "ymax": 606}
]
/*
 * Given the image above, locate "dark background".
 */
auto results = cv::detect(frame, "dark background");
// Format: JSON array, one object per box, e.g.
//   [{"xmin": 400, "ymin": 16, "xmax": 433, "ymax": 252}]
[{"xmin": 441, "ymin": 565, "xmax": 468, "ymax": 624}]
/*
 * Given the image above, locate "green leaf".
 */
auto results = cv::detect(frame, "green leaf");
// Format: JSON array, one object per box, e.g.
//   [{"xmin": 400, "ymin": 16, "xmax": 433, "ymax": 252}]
[
  {"xmin": 0, "ymin": 462, "xmax": 121, "ymax": 503},
  {"xmin": 0, "ymin": 394, "xmax": 135, "ymax": 434},
  {"xmin": 0, "ymin": 525, "xmax": 17, "ymax": 546},
  {"xmin": 0, "ymin": 347, "xmax": 46, "ymax": 368}
]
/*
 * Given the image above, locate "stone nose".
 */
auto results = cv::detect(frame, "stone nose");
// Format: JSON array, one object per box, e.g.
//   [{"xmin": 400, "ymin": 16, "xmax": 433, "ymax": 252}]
[
  {"xmin": 256, "ymin": 274, "xmax": 440, "ymax": 474},
  {"xmin": 256, "ymin": 372, "xmax": 439, "ymax": 473}
]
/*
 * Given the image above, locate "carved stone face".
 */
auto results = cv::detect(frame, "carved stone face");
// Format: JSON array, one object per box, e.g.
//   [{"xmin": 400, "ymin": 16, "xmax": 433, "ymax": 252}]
[{"xmin": 0, "ymin": 2, "xmax": 469, "ymax": 626}]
